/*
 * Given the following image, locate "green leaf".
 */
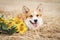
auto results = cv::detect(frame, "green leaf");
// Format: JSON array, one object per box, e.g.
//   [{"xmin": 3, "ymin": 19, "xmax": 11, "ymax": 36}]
[
  {"xmin": 0, "ymin": 22, "xmax": 9, "ymax": 34},
  {"xmin": 0, "ymin": 19, "xmax": 17, "ymax": 35},
  {"xmin": 1, "ymin": 22, "xmax": 8, "ymax": 30},
  {"xmin": 8, "ymin": 26, "xmax": 17, "ymax": 35}
]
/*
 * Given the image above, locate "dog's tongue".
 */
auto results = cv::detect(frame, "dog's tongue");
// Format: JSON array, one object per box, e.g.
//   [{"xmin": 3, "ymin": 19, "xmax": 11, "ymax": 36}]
[{"xmin": 33, "ymin": 23, "xmax": 37, "ymax": 27}]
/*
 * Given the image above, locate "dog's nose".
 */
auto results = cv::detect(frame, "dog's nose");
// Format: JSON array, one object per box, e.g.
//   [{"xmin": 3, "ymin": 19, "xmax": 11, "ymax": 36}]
[{"xmin": 34, "ymin": 19, "xmax": 37, "ymax": 22}]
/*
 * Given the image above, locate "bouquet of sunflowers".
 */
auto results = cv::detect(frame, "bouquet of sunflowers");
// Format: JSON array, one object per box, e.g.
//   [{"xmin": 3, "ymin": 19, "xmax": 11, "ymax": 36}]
[
  {"xmin": 11, "ymin": 17, "xmax": 28, "ymax": 34},
  {"xmin": 0, "ymin": 15, "xmax": 28, "ymax": 35}
]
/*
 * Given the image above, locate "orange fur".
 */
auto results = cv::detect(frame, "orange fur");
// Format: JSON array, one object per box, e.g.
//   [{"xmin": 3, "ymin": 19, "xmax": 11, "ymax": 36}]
[
  {"xmin": 25, "ymin": 10, "xmax": 42, "ymax": 19},
  {"xmin": 17, "ymin": 13, "xmax": 26, "ymax": 20}
]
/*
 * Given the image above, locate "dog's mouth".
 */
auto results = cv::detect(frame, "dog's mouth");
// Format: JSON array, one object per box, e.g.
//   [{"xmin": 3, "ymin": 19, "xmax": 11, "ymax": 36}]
[{"xmin": 30, "ymin": 21, "xmax": 38, "ymax": 27}]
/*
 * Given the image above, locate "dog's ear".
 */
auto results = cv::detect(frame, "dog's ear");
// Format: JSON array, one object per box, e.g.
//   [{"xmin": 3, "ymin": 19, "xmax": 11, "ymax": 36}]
[
  {"xmin": 37, "ymin": 4, "xmax": 42, "ymax": 12},
  {"xmin": 22, "ymin": 6, "xmax": 30, "ymax": 13}
]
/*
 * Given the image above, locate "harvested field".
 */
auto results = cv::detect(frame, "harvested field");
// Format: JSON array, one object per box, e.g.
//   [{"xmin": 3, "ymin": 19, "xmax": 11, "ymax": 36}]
[{"xmin": 0, "ymin": 0, "xmax": 60, "ymax": 40}]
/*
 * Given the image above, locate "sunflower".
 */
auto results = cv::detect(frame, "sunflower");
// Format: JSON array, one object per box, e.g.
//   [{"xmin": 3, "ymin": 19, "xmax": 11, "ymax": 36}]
[
  {"xmin": 17, "ymin": 22, "xmax": 28, "ymax": 34},
  {"xmin": 7, "ymin": 20, "xmax": 15, "ymax": 29},
  {"xmin": 13, "ymin": 17, "xmax": 28, "ymax": 34},
  {"xmin": 13, "ymin": 17, "xmax": 21, "ymax": 24},
  {"xmin": 6, "ymin": 17, "xmax": 19, "ymax": 29},
  {"xmin": 0, "ymin": 17, "xmax": 6, "ymax": 23},
  {"xmin": 0, "ymin": 17, "xmax": 28, "ymax": 34}
]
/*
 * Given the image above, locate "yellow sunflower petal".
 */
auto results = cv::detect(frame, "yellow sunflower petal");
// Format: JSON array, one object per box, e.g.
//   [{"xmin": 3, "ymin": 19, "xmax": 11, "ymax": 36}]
[{"xmin": 19, "ymin": 22, "xmax": 28, "ymax": 34}]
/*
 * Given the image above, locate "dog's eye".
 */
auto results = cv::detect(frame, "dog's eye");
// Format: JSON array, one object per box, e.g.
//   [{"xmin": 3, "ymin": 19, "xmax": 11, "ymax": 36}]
[
  {"xmin": 36, "ymin": 15, "xmax": 39, "ymax": 17},
  {"xmin": 30, "ymin": 15, "xmax": 33, "ymax": 17}
]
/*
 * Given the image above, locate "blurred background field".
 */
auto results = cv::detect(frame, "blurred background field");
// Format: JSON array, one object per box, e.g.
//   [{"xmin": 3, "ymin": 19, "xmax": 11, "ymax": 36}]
[{"xmin": 0, "ymin": 0, "xmax": 60, "ymax": 40}]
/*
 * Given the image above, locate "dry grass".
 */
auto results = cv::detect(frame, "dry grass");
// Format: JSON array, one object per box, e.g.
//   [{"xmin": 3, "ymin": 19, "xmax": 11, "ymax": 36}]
[
  {"xmin": 0, "ymin": 1, "xmax": 60, "ymax": 40},
  {"xmin": 0, "ymin": 13, "xmax": 60, "ymax": 40}
]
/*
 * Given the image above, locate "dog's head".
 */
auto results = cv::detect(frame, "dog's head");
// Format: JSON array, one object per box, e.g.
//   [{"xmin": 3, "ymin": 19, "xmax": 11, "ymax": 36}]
[{"xmin": 22, "ymin": 5, "xmax": 43, "ymax": 30}]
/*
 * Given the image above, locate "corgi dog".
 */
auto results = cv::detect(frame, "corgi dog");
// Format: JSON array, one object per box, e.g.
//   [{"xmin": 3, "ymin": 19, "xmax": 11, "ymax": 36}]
[{"xmin": 20, "ymin": 5, "xmax": 43, "ymax": 30}]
